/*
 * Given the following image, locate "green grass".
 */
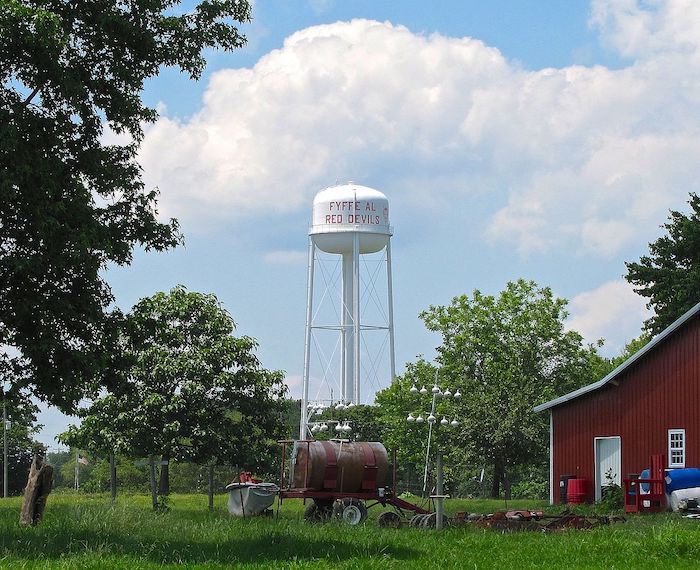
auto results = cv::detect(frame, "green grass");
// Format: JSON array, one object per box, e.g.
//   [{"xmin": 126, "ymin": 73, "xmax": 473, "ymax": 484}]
[{"xmin": 1, "ymin": 492, "xmax": 699, "ymax": 568}]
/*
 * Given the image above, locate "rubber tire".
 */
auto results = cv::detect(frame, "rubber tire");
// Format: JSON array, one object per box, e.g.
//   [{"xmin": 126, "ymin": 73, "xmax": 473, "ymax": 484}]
[
  {"xmin": 304, "ymin": 501, "xmax": 333, "ymax": 523},
  {"xmin": 304, "ymin": 502, "xmax": 320, "ymax": 522},
  {"xmin": 341, "ymin": 503, "xmax": 364, "ymax": 525},
  {"xmin": 377, "ymin": 511, "xmax": 402, "ymax": 528},
  {"xmin": 333, "ymin": 499, "xmax": 368, "ymax": 524}
]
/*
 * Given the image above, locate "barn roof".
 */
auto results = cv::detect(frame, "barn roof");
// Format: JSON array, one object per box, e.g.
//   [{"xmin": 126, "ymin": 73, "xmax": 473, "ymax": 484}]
[{"xmin": 533, "ymin": 299, "xmax": 700, "ymax": 413}]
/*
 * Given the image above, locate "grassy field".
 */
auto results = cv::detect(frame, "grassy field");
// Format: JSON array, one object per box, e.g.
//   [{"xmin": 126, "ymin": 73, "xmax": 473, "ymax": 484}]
[{"xmin": 1, "ymin": 492, "xmax": 699, "ymax": 569}]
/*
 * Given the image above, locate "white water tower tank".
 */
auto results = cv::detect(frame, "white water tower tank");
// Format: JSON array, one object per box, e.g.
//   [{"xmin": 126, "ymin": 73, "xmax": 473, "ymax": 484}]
[{"xmin": 310, "ymin": 185, "xmax": 391, "ymax": 254}]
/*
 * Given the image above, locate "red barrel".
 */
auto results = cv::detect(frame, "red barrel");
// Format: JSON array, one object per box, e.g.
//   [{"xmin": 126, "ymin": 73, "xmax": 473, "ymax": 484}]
[
  {"xmin": 292, "ymin": 441, "xmax": 389, "ymax": 492},
  {"xmin": 567, "ymin": 478, "xmax": 589, "ymax": 504}
]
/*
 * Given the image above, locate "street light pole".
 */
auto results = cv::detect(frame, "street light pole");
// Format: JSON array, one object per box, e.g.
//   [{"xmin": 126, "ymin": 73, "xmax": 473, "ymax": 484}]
[
  {"xmin": 406, "ymin": 374, "xmax": 461, "ymax": 530},
  {"xmin": 422, "ymin": 391, "xmax": 437, "ymax": 495}
]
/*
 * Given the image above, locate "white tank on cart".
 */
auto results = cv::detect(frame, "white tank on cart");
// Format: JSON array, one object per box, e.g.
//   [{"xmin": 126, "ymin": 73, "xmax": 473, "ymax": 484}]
[{"xmin": 310, "ymin": 184, "xmax": 391, "ymax": 254}]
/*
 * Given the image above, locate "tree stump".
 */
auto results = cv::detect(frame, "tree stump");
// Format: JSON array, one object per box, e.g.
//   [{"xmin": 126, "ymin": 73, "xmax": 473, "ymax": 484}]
[{"xmin": 19, "ymin": 455, "xmax": 54, "ymax": 526}]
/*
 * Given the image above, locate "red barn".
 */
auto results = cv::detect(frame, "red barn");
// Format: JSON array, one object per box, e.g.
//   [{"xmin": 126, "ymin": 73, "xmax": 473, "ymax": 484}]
[{"xmin": 534, "ymin": 301, "xmax": 700, "ymax": 504}]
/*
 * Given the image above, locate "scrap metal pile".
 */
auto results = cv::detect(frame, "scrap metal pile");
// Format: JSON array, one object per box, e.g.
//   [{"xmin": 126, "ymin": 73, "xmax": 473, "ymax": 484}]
[{"xmin": 453, "ymin": 509, "xmax": 626, "ymax": 532}]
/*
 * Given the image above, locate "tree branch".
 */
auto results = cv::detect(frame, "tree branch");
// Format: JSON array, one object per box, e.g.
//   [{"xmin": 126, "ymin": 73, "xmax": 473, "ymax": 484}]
[{"xmin": 22, "ymin": 85, "xmax": 42, "ymax": 106}]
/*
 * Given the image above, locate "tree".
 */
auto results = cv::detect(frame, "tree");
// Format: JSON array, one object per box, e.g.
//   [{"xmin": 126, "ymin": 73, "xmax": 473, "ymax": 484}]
[
  {"xmin": 374, "ymin": 359, "xmax": 441, "ymax": 468},
  {"xmin": 61, "ymin": 286, "xmax": 286, "ymax": 506},
  {"xmin": 626, "ymin": 193, "xmax": 700, "ymax": 335},
  {"xmin": 0, "ymin": 396, "xmax": 43, "ymax": 496},
  {"xmin": 418, "ymin": 279, "xmax": 599, "ymax": 497},
  {"xmin": 1, "ymin": 1, "xmax": 252, "ymax": 409}
]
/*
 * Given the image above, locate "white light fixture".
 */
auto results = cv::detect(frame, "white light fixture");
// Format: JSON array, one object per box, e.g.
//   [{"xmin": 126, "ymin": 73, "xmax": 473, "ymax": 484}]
[
  {"xmin": 320, "ymin": 423, "xmax": 328, "ymax": 432},
  {"xmin": 410, "ymin": 384, "xmax": 418, "ymax": 394},
  {"xmin": 335, "ymin": 423, "xmax": 343, "ymax": 432},
  {"xmin": 432, "ymin": 384, "xmax": 440, "ymax": 395},
  {"xmin": 311, "ymin": 424, "xmax": 320, "ymax": 433},
  {"xmin": 427, "ymin": 414, "xmax": 436, "ymax": 424},
  {"xmin": 335, "ymin": 402, "xmax": 345, "ymax": 411},
  {"xmin": 315, "ymin": 408, "xmax": 323, "ymax": 415},
  {"xmin": 419, "ymin": 386, "xmax": 428, "ymax": 395},
  {"xmin": 407, "ymin": 413, "xmax": 415, "ymax": 423},
  {"xmin": 416, "ymin": 414, "xmax": 425, "ymax": 423},
  {"xmin": 443, "ymin": 389, "xmax": 452, "ymax": 398},
  {"xmin": 440, "ymin": 416, "xmax": 448, "ymax": 426},
  {"xmin": 343, "ymin": 423, "xmax": 352, "ymax": 433},
  {"xmin": 454, "ymin": 390, "xmax": 462, "ymax": 400},
  {"xmin": 451, "ymin": 419, "xmax": 459, "ymax": 427},
  {"xmin": 347, "ymin": 402, "xmax": 356, "ymax": 409}
]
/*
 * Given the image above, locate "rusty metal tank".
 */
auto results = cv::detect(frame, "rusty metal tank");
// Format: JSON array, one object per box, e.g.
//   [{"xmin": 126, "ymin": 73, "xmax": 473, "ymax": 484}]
[{"xmin": 291, "ymin": 440, "xmax": 389, "ymax": 492}]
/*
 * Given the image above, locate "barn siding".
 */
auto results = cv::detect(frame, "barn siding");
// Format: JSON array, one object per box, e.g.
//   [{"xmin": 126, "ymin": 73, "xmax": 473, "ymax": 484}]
[{"xmin": 551, "ymin": 315, "xmax": 700, "ymax": 503}]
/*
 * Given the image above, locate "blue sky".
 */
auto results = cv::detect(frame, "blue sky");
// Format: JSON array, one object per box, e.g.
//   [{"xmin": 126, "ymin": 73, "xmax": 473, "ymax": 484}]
[{"xmin": 38, "ymin": 0, "xmax": 700, "ymax": 446}]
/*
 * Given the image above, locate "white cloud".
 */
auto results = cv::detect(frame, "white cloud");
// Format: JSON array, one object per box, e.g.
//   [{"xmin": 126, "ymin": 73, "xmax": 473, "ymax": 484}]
[
  {"xmin": 566, "ymin": 279, "xmax": 652, "ymax": 354},
  {"xmin": 590, "ymin": 0, "xmax": 700, "ymax": 58},
  {"xmin": 263, "ymin": 250, "xmax": 307, "ymax": 265},
  {"xmin": 139, "ymin": 4, "xmax": 700, "ymax": 258}
]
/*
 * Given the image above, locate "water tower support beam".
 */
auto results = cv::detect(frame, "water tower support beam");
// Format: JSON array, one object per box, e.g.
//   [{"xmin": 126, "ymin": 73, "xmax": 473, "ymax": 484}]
[
  {"xmin": 341, "ymin": 253, "xmax": 354, "ymax": 403},
  {"xmin": 300, "ymin": 238, "xmax": 316, "ymax": 440},
  {"xmin": 353, "ymin": 232, "xmax": 361, "ymax": 404},
  {"xmin": 386, "ymin": 241, "xmax": 396, "ymax": 383}
]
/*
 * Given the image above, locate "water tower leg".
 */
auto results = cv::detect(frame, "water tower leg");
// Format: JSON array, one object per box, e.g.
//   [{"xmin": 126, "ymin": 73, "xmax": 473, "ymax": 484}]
[
  {"xmin": 386, "ymin": 241, "xmax": 396, "ymax": 383},
  {"xmin": 300, "ymin": 239, "xmax": 316, "ymax": 440},
  {"xmin": 353, "ymin": 232, "xmax": 361, "ymax": 404},
  {"xmin": 341, "ymin": 253, "xmax": 354, "ymax": 403}
]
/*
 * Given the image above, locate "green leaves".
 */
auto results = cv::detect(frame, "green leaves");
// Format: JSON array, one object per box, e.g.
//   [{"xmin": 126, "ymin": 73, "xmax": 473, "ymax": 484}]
[
  {"xmin": 378, "ymin": 279, "xmax": 601, "ymax": 496},
  {"xmin": 626, "ymin": 193, "xmax": 700, "ymax": 335},
  {"xmin": 1, "ymin": 1, "xmax": 251, "ymax": 409},
  {"xmin": 62, "ymin": 286, "xmax": 286, "ymax": 480}
]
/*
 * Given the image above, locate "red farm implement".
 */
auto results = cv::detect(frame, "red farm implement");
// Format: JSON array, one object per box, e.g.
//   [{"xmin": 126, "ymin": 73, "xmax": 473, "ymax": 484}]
[{"xmin": 277, "ymin": 439, "xmax": 430, "ymax": 527}]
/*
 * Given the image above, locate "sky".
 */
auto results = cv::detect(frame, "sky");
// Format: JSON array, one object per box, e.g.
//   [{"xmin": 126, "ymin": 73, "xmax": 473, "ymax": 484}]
[{"xmin": 37, "ymin": 0, "xmax": 700, "ymax": 446}]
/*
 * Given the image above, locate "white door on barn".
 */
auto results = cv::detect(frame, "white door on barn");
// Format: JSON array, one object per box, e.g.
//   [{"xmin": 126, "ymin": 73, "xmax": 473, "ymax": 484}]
[{"xmin": 595, "ymin": 437, "xmax": 621, "ymax": 502}]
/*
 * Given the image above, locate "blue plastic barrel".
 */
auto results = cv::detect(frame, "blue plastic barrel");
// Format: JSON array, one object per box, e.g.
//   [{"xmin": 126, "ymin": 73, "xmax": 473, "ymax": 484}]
[{"xmin": 666, "ymin": 468, "xmax": 700, "ymax": 493}]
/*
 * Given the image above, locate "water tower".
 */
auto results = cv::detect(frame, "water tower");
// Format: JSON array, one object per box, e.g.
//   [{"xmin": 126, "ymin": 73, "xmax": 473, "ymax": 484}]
[{"xmin": 299, "ymin": 183, "xmax": 396, "ymax": 439}]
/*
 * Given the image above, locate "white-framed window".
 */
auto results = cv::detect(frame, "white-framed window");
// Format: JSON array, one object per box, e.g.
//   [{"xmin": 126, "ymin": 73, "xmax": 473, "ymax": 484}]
[{"xmin": 668, "ymin": 429, "xmax": 686, "ymax": 468}]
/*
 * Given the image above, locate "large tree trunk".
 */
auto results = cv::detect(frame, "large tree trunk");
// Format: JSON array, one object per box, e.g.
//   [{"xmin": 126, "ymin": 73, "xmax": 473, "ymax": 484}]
[
  {"xmin": 19, "ymin": 455, "xmax": 53, "ymax": 526},
  {"xmin": 491, "ymin": 458, "xmax": 503, "ymax": 498},
  {"xmin": 158, "ymin": 454, "xmax": 170, "ymax": 496}
]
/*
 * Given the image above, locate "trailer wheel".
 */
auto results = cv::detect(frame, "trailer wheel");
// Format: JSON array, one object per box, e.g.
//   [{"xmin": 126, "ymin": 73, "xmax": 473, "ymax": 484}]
[
  {"xmin": 333, "ymin": 499, "xmax": 368, "ymax": 525},
  {"xmin": 377, "ymin": 511, "xmax": 401, "ymax": 528},
  {"xmin": 304, "ymin": 501, "xmax": 333, "ymax": 523},
  {"xmin": 332, "ymin": 499, "xmax": 367, "ymax": 525}
]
